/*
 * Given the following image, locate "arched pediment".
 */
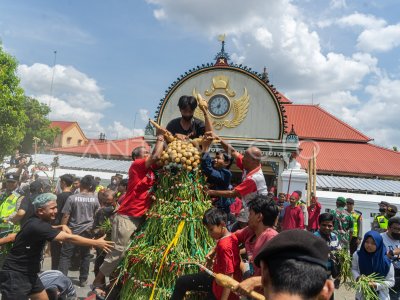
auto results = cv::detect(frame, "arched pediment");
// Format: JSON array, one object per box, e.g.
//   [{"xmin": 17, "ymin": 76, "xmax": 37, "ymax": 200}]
[{"xmin": 156, "ymin": 65, "xmax": 287, "ymax": 141}]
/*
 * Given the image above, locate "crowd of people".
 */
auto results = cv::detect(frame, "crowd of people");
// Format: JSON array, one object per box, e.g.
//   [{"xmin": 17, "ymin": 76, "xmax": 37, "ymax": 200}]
[{"xmin": 0, "ymin": 95, "xmax": 399, "ymax": 300}]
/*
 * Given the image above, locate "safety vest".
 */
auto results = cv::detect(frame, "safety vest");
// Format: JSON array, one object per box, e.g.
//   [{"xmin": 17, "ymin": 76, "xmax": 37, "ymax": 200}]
[
  {"xmin": 95, "ymin": 185, "xmax": 105, "ymax": 193},
  {"xmin": 351, "ymin": 211, "xmax": 362, "ymax": 237},
  {"xmin": 0, "ymin": 191, "xmax": 23, "ymax": 220},
  {"xmin": 376, "ymin": 215, "xmax": 389, "ymax": 230}
]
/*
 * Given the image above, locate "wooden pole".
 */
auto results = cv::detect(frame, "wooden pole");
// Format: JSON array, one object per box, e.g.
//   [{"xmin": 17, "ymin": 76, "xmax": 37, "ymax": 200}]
[
  {"xmin": 313, "ymin": 147, "xmax": 317, "ymax": 197},
  {"xmin": 307, "ymin": 159, "xmax": 312, "ymax": 206}
]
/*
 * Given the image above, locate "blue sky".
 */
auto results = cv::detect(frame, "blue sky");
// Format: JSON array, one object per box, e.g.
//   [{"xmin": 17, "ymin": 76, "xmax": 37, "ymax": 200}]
[{"xmin": 1, "ymin": 0, "xmax": 399, "ymax": 147}]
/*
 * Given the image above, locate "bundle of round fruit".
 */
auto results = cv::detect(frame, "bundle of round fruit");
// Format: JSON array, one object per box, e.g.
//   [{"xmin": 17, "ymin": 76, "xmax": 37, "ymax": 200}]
[{"xmin": 160, "ymin": 139, "xmax": 201, "ymax": 171}]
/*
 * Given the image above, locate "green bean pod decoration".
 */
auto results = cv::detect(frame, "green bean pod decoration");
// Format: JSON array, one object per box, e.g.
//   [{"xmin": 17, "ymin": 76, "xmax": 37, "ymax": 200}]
[{"xmin": 119, "ymin": 167, "xmax": 213, "ymax": 300}]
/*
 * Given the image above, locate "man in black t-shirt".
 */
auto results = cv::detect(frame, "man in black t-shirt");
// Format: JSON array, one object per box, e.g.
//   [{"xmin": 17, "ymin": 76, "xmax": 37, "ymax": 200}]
[
  {"xmin": 54, "ymin": 174, "xmax": 74, "ymax": 226},
  {"xmin": 51, "ymin": 174, "xmax": 74, "ymax": 270},
  {"xmin": 166, "ymin": 95, "xmax": 206, "ymax": 139},
  {"xmin": 0, "ymin": 193, "xmax": 113, "ymax": 300},
  {"xmin": 13, "ymin": 180, "xmax": 44, "ymax": 226}
]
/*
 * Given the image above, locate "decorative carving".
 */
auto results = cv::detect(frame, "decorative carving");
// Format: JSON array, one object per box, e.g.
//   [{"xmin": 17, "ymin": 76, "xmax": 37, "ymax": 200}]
[
  {"xmin": 205, "ymin": 75, "xmax": 235, "ymax": 97},
  {"xmin": 144, "ymin": 121, "xmax": 155, "ymax": 136},
  {"xmin": 286, "ymin": 124, "xmax": 299, "ymax": 143},
  {"xmin": 192, "ymin": 75, "xmax": 250, "ymax": 130}
]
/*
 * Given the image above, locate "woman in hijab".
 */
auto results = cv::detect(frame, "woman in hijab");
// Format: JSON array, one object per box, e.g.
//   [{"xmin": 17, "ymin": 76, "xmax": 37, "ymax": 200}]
[{"xmin": 352, "ymin": 230, "xmax": 395, "ymax": 299}]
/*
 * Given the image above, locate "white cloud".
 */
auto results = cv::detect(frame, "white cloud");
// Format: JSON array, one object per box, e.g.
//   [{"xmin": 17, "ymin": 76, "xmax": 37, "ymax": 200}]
[
  {"xmin": 146, "ymin": 0, "xmax": 377, "ymax": 102},
  {"xmin": 139, "ymin": 109, "xmax": 149, "ymax": 122},
  {"xmin": 333, "ymin": 13, "xmax": 400, "ymax": 52},
  {"xmin": 154, "ymin": 8, "xmax": 167, "ymax": 20},
  {"xmin": 18, "ymin": 63, "xmax": 111, "ymax": 111},
  {"xmin": 330, "ymin": 0, "xmax": 347, "ymax": 9},
  {"xmin": 337, "ymin": 13, "xmax": 387, "ymax": 29},
  {"xmin": 316, "ymin": 19, "xmax": 334, "ymax": 29},
  {"xmin": 145, "ymin": 0, "xmax": 400, "ymax": 146},
  {"xmin": 18, "ymin": 63, "xmax": 114, "ymax": 138},
  {"xmin": 107, "ymin": 121, "xmax": 143, "ymax": 139},
  {"xmin": 317, "ymin": 90, "xmax": 360, "ymax": 114},
  {"xmin": 18, "ymin": 62, "xmax": 151, "ymax": 140},
  {"xmin": 357, "ymin": 24, "xmax": 400, "ymax": 52},
  {"xmin": 35, "ymin": 94, "xmax": 105, "ymax": 137},
  {"xmin": 348, "ymin": 77, "xmax": 400, "ymax": 146},
  {"xmin": 254, "ymin": 27, "xmax": 273, "ymax": 49},
  {"xmin": 107, "ymin": 121, "xmax": 145, "ymax": 139}
]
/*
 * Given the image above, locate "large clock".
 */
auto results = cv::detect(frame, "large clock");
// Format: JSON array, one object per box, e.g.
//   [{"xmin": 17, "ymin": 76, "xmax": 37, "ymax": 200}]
[{"xmin": 208, "ymin": 94, "xmax": 230, "ymax": 118}]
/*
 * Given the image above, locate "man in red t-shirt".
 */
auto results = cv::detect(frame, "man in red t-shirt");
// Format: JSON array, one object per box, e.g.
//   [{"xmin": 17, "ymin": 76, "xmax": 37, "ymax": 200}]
[
  {"xmin": 91, "ymin": 134, "xmax": 165, "ymax": 296},
  {"xmin": 207, "ymin": 135, "xmax": 267, "ymax": 222},
  {"xmin": 307, "ymin": 195, "xmax": 321, "ymax": 232},
  {"xmin": 234, "ymin": 195, "xmax": 279, "ymax": 275},
  {"xmin": 281, "ymin": 192, "xmax": 304, "ymax": 231}
]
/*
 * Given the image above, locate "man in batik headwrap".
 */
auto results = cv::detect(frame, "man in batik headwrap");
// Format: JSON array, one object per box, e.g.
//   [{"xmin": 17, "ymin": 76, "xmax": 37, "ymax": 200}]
[{"xmin": 281, "ymin": 192, "xmax": 304, "ymax": 231}]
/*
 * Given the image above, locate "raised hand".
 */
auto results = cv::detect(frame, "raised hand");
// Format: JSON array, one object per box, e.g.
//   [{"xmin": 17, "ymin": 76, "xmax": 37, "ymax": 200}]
[{"xmin": 96, "ymin": 235, "xmax": 115, "ymax": 253}]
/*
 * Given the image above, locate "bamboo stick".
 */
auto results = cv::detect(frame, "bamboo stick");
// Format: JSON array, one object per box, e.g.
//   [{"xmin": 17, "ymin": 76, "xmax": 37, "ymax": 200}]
[
  {"xmin": 313, "ymin": 147, "xmax": 317, "ymax": 197},
  {"xmin": 307, "ymin": 159, "xmax": 312, "ymax": 206},
  {"xmin": 148, "ymin": 119, "xmax": 175, "ymax": 143}
]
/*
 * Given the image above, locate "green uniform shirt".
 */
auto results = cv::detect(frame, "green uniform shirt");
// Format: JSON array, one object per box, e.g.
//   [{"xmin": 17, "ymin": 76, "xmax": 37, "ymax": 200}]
[{"xmin": 330, "ymin": 207, "xmax": 354, "ymax": 249}]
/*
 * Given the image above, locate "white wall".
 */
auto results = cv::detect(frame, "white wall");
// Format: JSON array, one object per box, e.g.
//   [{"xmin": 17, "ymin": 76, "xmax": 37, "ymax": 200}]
[{"xmin": 317, "ymin": 190, "xmax": 400, "ymax": 236}]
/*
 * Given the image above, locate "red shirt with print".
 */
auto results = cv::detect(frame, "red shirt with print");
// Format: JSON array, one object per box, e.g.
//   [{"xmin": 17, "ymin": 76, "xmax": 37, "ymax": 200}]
[
  {"xmin": 234, "ymin": 226, "xmax": 278, "ymax": 276},
  {"xmin": 212, "ymin": 234, "xmax": 241, "ymax": 300},
  {"xmin": 234, "ymin": 155, "xmax": 257, "ymax": 196},
  {"xmin": 233, "ymin": 154, "xmax": 267, "ymax": 205},
  {"xmin": 117, "ymin": 158, "xmax": 155, "ymax": 217}
]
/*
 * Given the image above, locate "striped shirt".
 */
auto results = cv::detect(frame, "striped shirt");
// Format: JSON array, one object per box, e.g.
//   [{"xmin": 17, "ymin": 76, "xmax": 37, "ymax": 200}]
[{"xmin": 39, "ymin": 270, "xmax": 76, "ymax": 298}]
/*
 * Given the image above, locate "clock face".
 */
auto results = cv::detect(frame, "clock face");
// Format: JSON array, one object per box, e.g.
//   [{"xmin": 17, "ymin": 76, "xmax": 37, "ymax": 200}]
[{"xmin": 208, "ymin": 94, "xmax": 230, "ymax": 118}]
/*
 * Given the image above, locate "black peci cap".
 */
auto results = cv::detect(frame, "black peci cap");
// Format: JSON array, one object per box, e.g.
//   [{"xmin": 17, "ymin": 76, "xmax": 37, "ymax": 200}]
[
  {"xmin": 254, "ymin": 229, "xmax": 329, "ymax": 269},
  {"xmin": 5, "ymin": 173, "xmax": 19, "ymax": 182}
]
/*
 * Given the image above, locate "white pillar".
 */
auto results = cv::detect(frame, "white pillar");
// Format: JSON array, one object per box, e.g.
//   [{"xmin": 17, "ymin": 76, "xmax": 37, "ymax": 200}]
[{"xmin": 280, "ymin": 167, "xmax": 308, "ymax": 197}]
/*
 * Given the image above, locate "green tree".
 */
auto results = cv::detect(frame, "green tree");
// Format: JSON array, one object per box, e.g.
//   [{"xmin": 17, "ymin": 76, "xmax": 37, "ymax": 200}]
[
  {"xmin": 20, "ymin": 96, "xmax": 59, "ymax": 153},
  {"xmin": 0, "ymin": 44, "xmax": 27, "ymax": 160}
]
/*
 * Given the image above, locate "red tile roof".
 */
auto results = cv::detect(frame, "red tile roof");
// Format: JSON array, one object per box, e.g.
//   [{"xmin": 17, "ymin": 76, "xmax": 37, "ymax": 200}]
[
  {"xmin": 277, "ymin": 91, "xmax": 292, "ymax": 104},
  {"xmin": 50, "ymin": 121, "xmax": 75, "ymax": 132},
  {"xmin": 51, "ymin": 137, "xmax": 149, "ymax": 159},
  {"xmin": 284, "ymin": 104, "xmax": 371, "ymax": 142},
  {"xmin": 298, "ymin": 140, "xmax": 400, "ymax": 177}
]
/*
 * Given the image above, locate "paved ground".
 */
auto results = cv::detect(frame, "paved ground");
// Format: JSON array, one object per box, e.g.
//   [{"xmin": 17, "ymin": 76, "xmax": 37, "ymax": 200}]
[
  {"xmin": 41, "ymin": 254, "xmax": 356, "ymax": 300},
  {"xmin": 336, "ymin": 285, "xmax": 355, "ymax": 299}
]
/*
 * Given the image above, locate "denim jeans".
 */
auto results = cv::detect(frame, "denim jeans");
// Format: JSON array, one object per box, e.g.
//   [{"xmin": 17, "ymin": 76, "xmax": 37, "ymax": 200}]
[
  {"xmin": 50, "ymin": 240, "xmax": 62, "ymax": 270},
  {"xmin": 58, "ymin": 232, "xmax": 91, "ymax": 282}
]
